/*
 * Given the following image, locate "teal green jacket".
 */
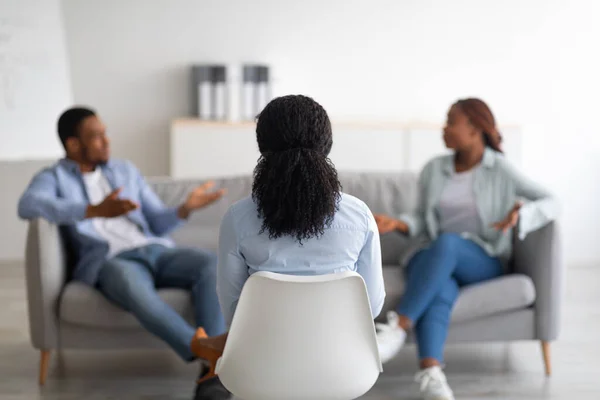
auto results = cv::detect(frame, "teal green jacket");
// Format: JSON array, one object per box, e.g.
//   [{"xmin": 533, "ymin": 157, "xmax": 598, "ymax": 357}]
[{"xmin": 399, "ymin": 149, "xmax": 560, "ymax": 262}]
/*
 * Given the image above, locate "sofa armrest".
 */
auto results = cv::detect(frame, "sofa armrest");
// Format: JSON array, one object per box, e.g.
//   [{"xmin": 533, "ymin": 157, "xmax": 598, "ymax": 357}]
[
  {"xmin": 512, "ymin": 221, "xmax": 564, "ymax": 341},
  {"xmin": 24, "ymin": 219, "xmax": 67, "ymax": 350}
]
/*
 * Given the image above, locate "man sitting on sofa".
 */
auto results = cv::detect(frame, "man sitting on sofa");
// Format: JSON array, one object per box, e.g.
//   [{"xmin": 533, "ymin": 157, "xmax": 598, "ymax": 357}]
[{"xmin": 18, "ymin": 107, "xmax": 231, "ymax": 400}]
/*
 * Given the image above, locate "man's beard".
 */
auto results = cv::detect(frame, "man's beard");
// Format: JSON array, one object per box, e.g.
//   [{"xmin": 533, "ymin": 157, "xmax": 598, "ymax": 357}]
[{"xmin": 80, "ymin": 144, "xmax": 107, "ymax": 167}]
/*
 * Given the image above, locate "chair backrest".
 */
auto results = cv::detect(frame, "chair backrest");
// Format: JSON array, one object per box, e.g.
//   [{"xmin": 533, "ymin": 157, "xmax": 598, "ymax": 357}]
[{"xmin": 216, "ymin": 271, "xmax": 382, "ymax": 400}]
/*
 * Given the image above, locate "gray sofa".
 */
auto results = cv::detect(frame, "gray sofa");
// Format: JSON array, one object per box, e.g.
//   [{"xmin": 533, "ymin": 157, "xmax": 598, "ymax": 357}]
[{"xmin": 24, "ymin": 172, "xmax": 563, "ymax": 385}]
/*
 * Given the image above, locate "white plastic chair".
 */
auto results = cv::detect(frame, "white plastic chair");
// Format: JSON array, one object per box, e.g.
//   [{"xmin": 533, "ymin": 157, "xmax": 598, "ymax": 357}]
[{"xmin": 215, "ymin": 271, "xmax": 382, "ymax": 400}]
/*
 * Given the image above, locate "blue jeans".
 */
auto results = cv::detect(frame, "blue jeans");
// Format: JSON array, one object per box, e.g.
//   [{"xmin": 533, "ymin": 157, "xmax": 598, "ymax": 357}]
[
  {"xmin": 397, "ymin": 233, "xmax": 503, "ymax": 363},
  {"xmin": 96, "ymin": 244, "xmax": 226, "ymax": 361}
]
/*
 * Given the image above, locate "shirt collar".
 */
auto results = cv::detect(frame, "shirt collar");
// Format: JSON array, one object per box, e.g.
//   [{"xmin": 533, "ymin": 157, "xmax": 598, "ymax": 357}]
[
  {"xmin": 59, "ymin": 158, "xmax": 114, "ymax": 175},
  {"xmin": 442, "ymin": 148, "xmax": 496, "ymax": 175}
]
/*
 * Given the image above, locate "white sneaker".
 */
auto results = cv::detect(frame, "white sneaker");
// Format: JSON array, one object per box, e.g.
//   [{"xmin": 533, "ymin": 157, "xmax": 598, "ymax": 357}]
[
  {"xmin": 375, "ymin": 311, "xmax": 406, "ymax": 363},
  {"xmin": 415, "ymin": 366, "xmax": 455, "ymax": 400}
]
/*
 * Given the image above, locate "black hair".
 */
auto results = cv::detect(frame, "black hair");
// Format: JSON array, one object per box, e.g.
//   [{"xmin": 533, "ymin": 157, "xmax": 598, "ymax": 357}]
[
  {"xmin": 57, "ymin": 107, "xmax": 96, "ymax": 147},
  {"xmin": 252, "ymin": 95, "xmax": 342, "ymax": 243}
]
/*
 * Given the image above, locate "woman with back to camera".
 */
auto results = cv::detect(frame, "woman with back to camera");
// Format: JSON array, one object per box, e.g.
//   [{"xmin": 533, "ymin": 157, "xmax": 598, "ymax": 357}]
[
  {"xmin": 374, "ymin": 98, "xmax": 559, "ymax": 400},
  {"xmin": 190, "ymin": 95, "xmax": 386, "ymax": 400}
]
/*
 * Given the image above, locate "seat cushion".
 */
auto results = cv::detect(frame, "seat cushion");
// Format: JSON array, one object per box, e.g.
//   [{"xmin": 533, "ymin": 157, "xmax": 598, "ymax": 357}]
[
  {"xmin": 60, "ymin": 270, "xmax": 536, "ymax": 329},
  {"xmin": 379, "ymin": 266, "xmax": 536, "ymax": 323},
  {"xmin": 59, "ymin": 282, "xmax": 194, "ymax": 329}
]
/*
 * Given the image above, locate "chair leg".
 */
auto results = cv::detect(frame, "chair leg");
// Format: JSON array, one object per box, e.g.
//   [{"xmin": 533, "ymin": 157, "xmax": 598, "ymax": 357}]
[
  {"xmin": 39, "ymin": 350, "xmax": 51, "ymax": 386},
  {"xmin": 541, "ymin": 341, "xmax": 551, "ymax": 377}
]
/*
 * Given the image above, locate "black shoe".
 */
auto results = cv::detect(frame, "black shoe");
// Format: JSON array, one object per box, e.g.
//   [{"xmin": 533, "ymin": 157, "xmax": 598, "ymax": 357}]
[{"xmin": 194, "ymin": 367, "xmax": 231, "ymax": 400}]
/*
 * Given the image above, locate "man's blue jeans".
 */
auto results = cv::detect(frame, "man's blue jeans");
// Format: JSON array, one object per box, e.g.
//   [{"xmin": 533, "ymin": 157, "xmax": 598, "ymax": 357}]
[{"xmin": 97, "ymin": 244, "xmax": 226, "ymax": 361}]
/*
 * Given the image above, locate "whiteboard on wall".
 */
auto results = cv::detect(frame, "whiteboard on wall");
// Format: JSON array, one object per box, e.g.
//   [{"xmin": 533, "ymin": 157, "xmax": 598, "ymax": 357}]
[{"xmin": 0, "ymin": 0, "xmax": 72, "ymax": 160}]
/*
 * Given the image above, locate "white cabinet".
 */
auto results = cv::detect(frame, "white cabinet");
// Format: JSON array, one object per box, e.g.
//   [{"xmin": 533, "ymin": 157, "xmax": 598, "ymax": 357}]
[
  {"xmin": 170, "ymin": 119, "xmax": 522, "ymax": 179},
  {"xmin": 170, "ymin": 121, "xmax": 259, "ymax": 179}
]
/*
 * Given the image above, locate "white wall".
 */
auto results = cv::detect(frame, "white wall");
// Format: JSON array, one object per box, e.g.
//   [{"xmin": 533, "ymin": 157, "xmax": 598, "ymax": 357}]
[
  {"xmin": 0, "ymin": 0, "xmax": 72, "ymax": 261},
  {"xmin": 0, "ymin": 0, "xmax": 72, "ymax": 160},
  {"xmin": 60, "ymin": 0, "xmax": 600, "ymax": 267}
]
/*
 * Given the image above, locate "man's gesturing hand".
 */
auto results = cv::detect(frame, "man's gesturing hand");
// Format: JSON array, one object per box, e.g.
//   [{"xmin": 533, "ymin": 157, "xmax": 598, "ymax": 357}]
[{"xmin": 86, "ymin": 188, "xmax": 139, "ymax": 219}]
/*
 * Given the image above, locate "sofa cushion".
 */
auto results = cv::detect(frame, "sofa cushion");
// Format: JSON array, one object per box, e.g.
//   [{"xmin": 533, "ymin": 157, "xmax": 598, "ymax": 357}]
[
  {"xmin": 150, "ymin": 176, "xmax": 253, "ymax": 251},
  {"xmin": 149, "ymin": 172, "xmax": 421, "ymax": 264},
  {"xmin": 59, "ymin": 270, "xmax": 535, "ymax": 330},
  {"xmin": 59, "ymin": 282, "xmax": 194, "ymax": 329},
  {"xmin": 453, "ymin": 274, "xmax": 536, "ymax": 322},
  {"xmin": 378, "ymin": 266, "xmax": 536, "ymax": 323}
]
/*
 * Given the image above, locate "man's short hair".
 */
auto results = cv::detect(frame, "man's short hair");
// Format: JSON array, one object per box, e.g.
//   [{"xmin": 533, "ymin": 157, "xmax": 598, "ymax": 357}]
[{"xmin": 57, "ymin": 107, "xmax": 96, "ymax": 147}]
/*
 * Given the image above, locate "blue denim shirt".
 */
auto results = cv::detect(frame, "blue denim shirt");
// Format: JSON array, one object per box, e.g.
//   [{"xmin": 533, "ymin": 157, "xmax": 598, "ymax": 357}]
[
  {"xmin": 17, "ymin": 158, "xmax": 183, "ymax": 285},
  {"xmin": 399, "ymin": 149, "xmax": 560, "ymax": 263},
  {"xmin": 216, "ymin": 194, "xmax": 386, "ymax": 326}
]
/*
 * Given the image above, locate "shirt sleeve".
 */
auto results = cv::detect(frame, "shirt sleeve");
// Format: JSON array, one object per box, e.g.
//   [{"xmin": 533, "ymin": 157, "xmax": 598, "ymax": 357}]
[
  {"xmin": 356, "ymin": 208, "xmax": 386, "ymax": 318},
  {"xmin": 131, "ymin": 162, "xmax": 184, "ymax": 236},
  {"xmin": 501, "ymin": 159, "xmax": 560, "ymax": 240},
  {"xmin": 216, "ymin": 207, "xmax": 250, "ymax": 327},
  {"xmin": 17, "ymin": 168, "xmax": 88, "ymax": 224},
  {"xmin": 398, "ymin": 161, "xmax": 432, "ymax": 237}
]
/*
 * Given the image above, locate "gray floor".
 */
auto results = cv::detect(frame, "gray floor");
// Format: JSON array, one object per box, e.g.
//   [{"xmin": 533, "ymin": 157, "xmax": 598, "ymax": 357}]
[{"xmin": 1, "ymin": 261, "xmax": 598, "ymax": 399}]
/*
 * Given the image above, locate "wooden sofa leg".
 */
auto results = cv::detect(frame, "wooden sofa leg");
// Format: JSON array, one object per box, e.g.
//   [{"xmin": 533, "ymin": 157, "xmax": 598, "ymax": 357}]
[
  {"xmin": 39, "ymin": 350, "xmax": 51, "ymax": 386},
  {"xmin": 541, "ymin": 341, "xmax": 551, "ymax": 377}
]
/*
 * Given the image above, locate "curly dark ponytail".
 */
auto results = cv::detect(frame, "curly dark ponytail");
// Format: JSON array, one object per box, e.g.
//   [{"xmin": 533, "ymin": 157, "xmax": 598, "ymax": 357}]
[{"xmin": 252, "ymin": 95, "xmax": 342, "ymax": 243}]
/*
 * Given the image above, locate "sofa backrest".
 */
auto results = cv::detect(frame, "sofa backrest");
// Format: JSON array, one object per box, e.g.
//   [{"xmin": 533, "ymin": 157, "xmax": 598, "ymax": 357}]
[{"xmin": 149, "ymin": 171, "xmax": 418, "ymax": 265}]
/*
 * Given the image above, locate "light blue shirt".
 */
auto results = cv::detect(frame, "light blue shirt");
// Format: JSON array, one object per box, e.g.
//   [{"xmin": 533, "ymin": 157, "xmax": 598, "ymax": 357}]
[
  {"xmin": 399, "ymin": 149, "xmax": 560, "ymax": 263},
  {"xmin": 17, "ymin": 158, "xmax": 183, "ymax": 285},
  {"xmin": 216, "ymin": 193, "xmax": 385, "ymax": 326}
]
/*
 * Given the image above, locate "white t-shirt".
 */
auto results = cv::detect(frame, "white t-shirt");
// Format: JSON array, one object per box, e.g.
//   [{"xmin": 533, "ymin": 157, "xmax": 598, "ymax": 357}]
[
  {"xmin": 82, "ymin": 168, "xmax": 172, "ymax": 258},
  {"xmin": 437, "ymin": 168, "xmax": 481, "ymax": 235}
]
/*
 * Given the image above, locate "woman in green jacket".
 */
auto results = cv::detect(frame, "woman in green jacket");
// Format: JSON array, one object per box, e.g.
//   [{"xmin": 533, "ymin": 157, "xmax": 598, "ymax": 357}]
[{"xmin": 374, "ymin": 98, "xmax": 559, "ymax": 400}]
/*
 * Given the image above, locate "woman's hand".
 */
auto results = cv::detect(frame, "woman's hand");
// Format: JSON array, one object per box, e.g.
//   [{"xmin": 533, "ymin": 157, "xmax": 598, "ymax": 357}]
[
  {"xmin": 374, "ymin": 214, "xmax": 408, "ymax": 235},
  {"xmin": 492, "ymin": 201, "xmax": 523, "ymax": 233}
]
